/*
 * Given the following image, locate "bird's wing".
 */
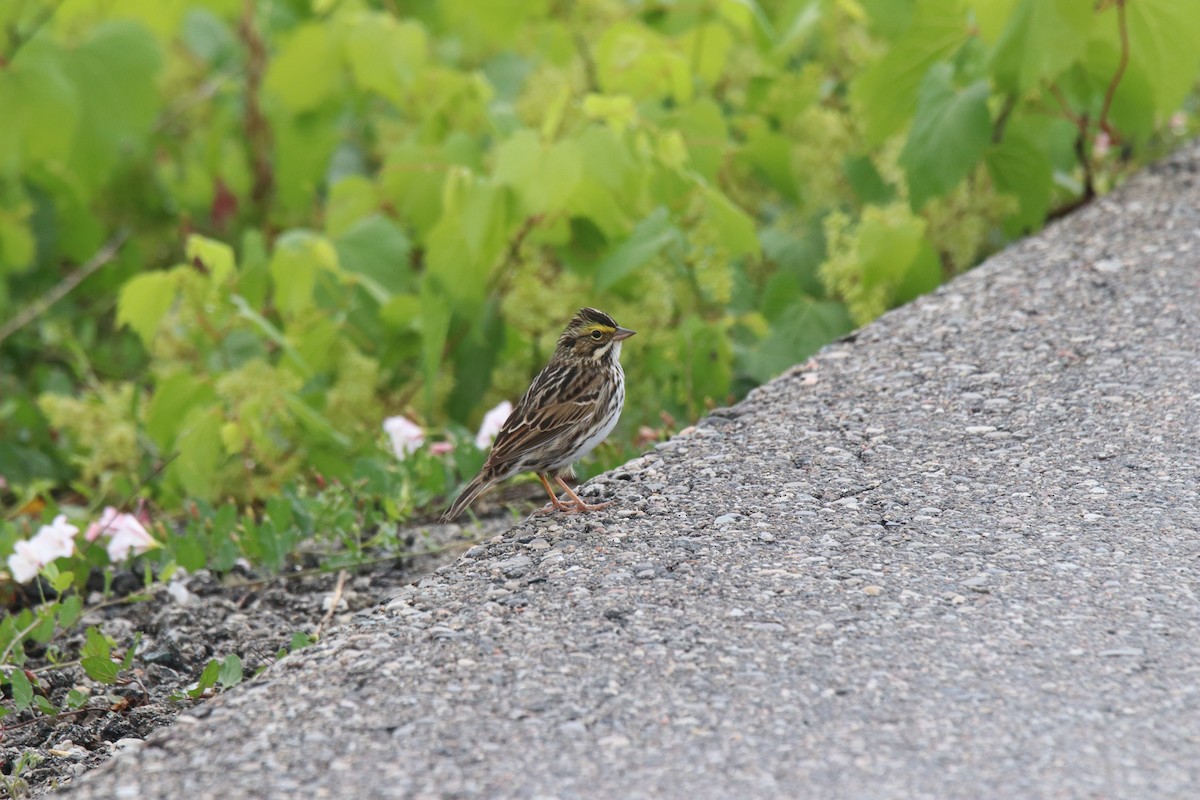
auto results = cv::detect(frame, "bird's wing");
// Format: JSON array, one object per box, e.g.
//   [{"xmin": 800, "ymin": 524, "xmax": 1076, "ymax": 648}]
[{"xmin": 485, "ymin": 363, "xmax": 608, "ymax": 471}]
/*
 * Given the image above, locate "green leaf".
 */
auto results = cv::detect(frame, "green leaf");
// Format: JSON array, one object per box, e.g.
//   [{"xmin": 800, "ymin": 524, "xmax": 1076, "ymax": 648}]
[
  {"xmin": 989, "ymin": 0, "xmax": 1094, "ymax": 93},
  {"xmin": 217, "ymin": 653, "xmax": 243, "ymax": 688},
  {"xmin": 81, "ymin": 656, "xmax": 120, "ymax": 685},
  {"xmin": 8, "ymin": 669, "xmax": 33, "ymax": 711},
  {"xmin": 851, "ymin": 0, "xmax": 970, "ymax": 145},
  {"xmin": 189, "ymin": 658, "xmax": 221, "ymax": 697},
  {"xmin": 58, "ymin": 595, "xmax": 82, "ymax": 630},
  {"xmin": 66, "ymin": 688, "xmax": 90, "ymax": 709},
  {"xmin": 82, "ymin": 626, "xmax": 112, "ymax": 661},
  {"xmin": 857, "ymin": 207, "xmax": 926, "ymax": 290},
  {"xmin": 900, "ymin": 64, "xmax": 991, "ymax": 209},
  {"xmin": 702, "ymin": 187, "xmax": 760, "ymax": 258},
  {"xmin": 34, "ymin": 694, "xmax": 56, "ymax": 716},
  {"xmin": 6, "ymin": 45, "xmax": 80, "ymax": 165},
  {"xmin": 30, "ymin": 611, "xmax": 57, "ymax": 643},
  {"xmin": 493, "ymin": 131, "xmax": 581, "ymax": 215},
  {"xmin": 269, "ymin": 231, "xmax": 340, "ymax": 317},
  {"xmin": 186, "ymin": 234, "xmax": 236, "ymax": 286},
  {"xmin": 1123, "ymin": 0, "xmax": 1200, "ymax": 112},
  {"xmin": 121, "ymin": 633, "xmax": 142, "ymax": 672},
  {"xmin": 737, "ymin": 299, "xmax": 853, "ymax": 383},
  {"xmin": 594, "ymin": 208, "xmax": 681, "ymax": 290},
  {"xmin": 334, "ymin": 214, "xmax": 413, "ymax": 299},
  {"xmin": 172, "ymin": 408, "xmax": 224, "ymax": 501},
  {"xmin": 344, "ymin": 15, "xmax": 428, "ymax": 105},
  {"xmin": 264, "ymin": 24, "xmax": 341, "ymax": 113},
  {"xmin": 147, "ymin": 372, "xmax": 215, "ymax": 451},
  {"xmin": 893, "ymin": 239, "xmax": 942, "ymax": 306},
  {"xmin": 985, "ymin": 128, "xmax": 1052, "ymax": 235},
  {"xmin": 64, "ymin": 21, "xmax": 162, "ymax": 189},
  {"xmin": 289, "ymin": 631, "xmax": 313, "ymax": 651},
  {"xmin": 117, "ymin": 271, "xmax": 178, "ymax": 346},
  {"xmin": 843, "ymin": 156, "xmax": 896, "ymax": 205}
]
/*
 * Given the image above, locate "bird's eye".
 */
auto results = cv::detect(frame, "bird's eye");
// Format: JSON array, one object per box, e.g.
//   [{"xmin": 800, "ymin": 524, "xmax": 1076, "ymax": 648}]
[{"xmin": 590, "ymin": 330, "xmax": 603, "ymax": 340}]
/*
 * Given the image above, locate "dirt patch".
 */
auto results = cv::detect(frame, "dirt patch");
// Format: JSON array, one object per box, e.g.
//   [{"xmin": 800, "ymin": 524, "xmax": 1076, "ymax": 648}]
[{"xmin": 1, "ymin": 513, "xmax": 514, "ymax": 797}]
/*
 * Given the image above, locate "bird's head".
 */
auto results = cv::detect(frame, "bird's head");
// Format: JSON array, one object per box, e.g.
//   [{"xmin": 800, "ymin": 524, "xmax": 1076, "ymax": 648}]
[{"xmin": 555, "ymin": 307, "xmax": 636, "ymax": 364}]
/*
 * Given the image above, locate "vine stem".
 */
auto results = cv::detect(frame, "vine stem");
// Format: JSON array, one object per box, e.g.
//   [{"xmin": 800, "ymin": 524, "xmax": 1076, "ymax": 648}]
[
  {"xmin": 1097, "ymin": 0, "xmax": 1129, "ymax": 142},
  {"xmin": 0, "ymin": 229, "xmax": 129, "ymax": 347}
]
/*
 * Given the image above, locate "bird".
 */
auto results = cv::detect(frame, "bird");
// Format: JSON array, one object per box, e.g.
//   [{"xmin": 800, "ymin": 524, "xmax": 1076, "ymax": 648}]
[{"xmin": 440, "ymin": 307, "xmax": 635, "ymax": 522}]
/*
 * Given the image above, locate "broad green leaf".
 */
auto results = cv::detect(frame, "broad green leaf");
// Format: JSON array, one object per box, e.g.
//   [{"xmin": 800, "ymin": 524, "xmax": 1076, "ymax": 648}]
[
  {"xmin": 595, "ymin": 22, "xmax": 692, "ymax": 103},
  {"xmin": 147, "ymin": 372, "xmax": 215, "ymax": 450},
  {"xmin": 186, "ymin": 234, "xmax": 236, "ymax": 286},
  {"xmin": 172, "ymin": 407, "xmax": 224, "ymax": 500},
  {"xmin": 900, "ymin": 64, "xmax": 991, "ymax": 209},
  {"xmin": 81, "ymin": 656, "xmax": 120, "ymax": 684},
  {"xmin": 851, "ymin": 0, "xmax": 969, "ymax": 145},
  {"xmin": 1123, "ymin": 0, "xmax": 1200, "ymax": 112},
  {"xmin": 675, "ymin": 99, "xmax": 728, "ymax": 182},
  {"xmin": 8, "ymin": 669, "xmax": 33, "ymax": 711},
  {"xmin": 493, "ymin": 131, "xmax": 581, "ymax": 215},
  {"xmin": 737, "ymin": 298, "xmax": 853, "ymax": 383},
  {"xmin": 678, "ymin": 23, "xmax": 735, "ymax": 84},
  {"xmin": 326, "ymin": 175, "xmax": 379, "ymax": 237},
  {"xmin": 985, "ymin": 129, "xmax": 1052, "ymax": 235},
  {"xmin": 218, "ymin": 653, "xmax": 243, "ymax": 688},
  {"xmin": 344, "ymin": 15, "xmax": 428, "ymax": 105},
  {"xmin": 117, "ymin": 271, "xmax": 179, "ymax": 345},
  {"xmin": 893, "ymin": 239, "xmax": 942, "ymax": 306},
  {"xmin": 843, "ymin": 156, "xmax": 895, "ymax": 205},
  {"xmin": 269, "ymin": 231, "xmax": 339, "ymax": 317},
  {"xmin": 334, "ymin": 215, "xmax": 413, "ymax": 299},
  {"xmin": 594, "ymin": 208, "xmax": 681, "ymax": 290},
  {"xmin": 7, "ymin": 45, "xmax": 80, "ymax": 165},
  {"xmin": 65, "ymin": 22, "xmax": 162, "ymax": 189},
  {"xmin": 83, "ymin": 626, "xmax": 112, "ymax": 660},
  {"xmin": 190, "ymin": 658, "xmax": 221, "ymax": 697},
  {"xmin": 702, "ymin": 187, "xmax": 760, "ymax": 257},
  {"xmin": 58, "ymin": 595, "xmax": 83, "ymax": 630},
  {"xmin": 0, "ymin": 207, "xmax": 36, "ymax": 273},
  {"xmin": 989, "ymin": 0, "xmax": 1093, "ymax": 93},
  {"xmin": 264, "ymin": 24, "xmax": 341, "ymax": 113},
  {"xmin": 857, "ymin": 208, "xmax": 926, "ymax": 290}
]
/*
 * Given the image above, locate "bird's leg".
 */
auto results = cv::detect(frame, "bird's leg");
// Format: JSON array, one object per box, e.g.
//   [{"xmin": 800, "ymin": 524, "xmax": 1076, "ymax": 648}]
[
  {"xmin": 536, "ymin": 473, "xmax": 573, "ymax": 513},
  {"xmin": 555, "ymin": 476, "xmax": 612, "ymax": 512}
]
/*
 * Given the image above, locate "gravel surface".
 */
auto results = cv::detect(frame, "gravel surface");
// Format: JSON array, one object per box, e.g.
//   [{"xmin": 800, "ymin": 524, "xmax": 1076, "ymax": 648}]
[{"xmin": 62, "ymin": 143, "xmax": 1200, "ymax": 799}]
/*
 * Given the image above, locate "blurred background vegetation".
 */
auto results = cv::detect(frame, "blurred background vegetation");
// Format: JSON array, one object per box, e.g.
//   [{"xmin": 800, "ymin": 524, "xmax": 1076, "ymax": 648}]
[{"xmin": 1, "ymin": 0, "xmax": 1198, "ymax": 527}]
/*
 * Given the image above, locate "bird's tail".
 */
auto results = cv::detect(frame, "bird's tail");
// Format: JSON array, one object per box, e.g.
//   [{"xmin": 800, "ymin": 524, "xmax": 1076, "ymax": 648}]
[{"xmin": 440, "ymin": 474, "xmax": 497, "ymax": 523}]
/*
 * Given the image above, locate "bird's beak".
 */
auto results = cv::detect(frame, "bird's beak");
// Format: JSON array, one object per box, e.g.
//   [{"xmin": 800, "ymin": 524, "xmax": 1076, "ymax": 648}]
[{"xmin": 613, "ymin": 326, "xmax": 636, "ymax": 341}]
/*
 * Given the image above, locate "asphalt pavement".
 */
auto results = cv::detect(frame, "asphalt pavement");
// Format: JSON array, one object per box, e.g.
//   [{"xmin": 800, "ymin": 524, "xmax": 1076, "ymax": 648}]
[{"xmin": 63, "ymin": 141, "xmax": 1200, "ymax": 799}]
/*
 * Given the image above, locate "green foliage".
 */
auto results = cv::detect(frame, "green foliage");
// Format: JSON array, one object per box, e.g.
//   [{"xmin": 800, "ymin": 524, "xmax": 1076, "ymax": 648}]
[{"xmin": 0, "ymin": 0, "xmax": 1195, "ymax": 574}]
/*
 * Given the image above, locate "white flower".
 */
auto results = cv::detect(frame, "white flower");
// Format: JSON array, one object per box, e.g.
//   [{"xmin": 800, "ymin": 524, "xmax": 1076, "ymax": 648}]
[
  {"xmin": 31, "ymin": 515, "xmax": 78, "ymax": 561},
  {"xmin": 383, "ymin": 415, "xmax": 425, "ymax": 460},
  {"xmin": 5, "ymin": 515, "xmax": 80, "ymax": 583},
  {"xmin": 86, "ymin": 506, "xmax": 159, "ymax": 562},
  {"xmin": 7, "ymin": 540, "xmax": 44, "ymax": 583},
  {"xmin": 474, "ymin": 401, "xmax": 513, "ymax": 449}
]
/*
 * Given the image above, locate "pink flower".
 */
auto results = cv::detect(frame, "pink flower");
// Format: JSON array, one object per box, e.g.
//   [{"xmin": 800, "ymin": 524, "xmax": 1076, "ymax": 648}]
[
  {"xmin": 474, "ymin": 401, "xmax": 513, "ymax": 449},
  {"xmin": 86, "ymin": 506, "xmax": 160, "ymax": 562},
  {"xmin": 429, "ymin": 441, "xmax": 455, "ymax": 456},
  {"xmin": 6, "ymin": 515, "xmax": 79, "ymax": 583},
  {"xmin": 383, "ymin": 415, "xmax": 424, "ymax": 460}
]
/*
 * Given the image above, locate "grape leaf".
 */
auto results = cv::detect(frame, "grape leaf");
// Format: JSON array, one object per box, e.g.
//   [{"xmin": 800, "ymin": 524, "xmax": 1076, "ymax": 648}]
[
  {"xmin": 900, "ymin": 64, "xmax": 991, "ymax": 209},
  {"xmin": 117, "ymin": 271, "xmax": 178, "ymax": 345},
  {"xmin": 594, "ymin": 208, "xmax": 682, "ymax": 290},
  {"xmin": 989, "ymin": 0, "xmax": 1094, "ymax": 93},
  {"xmin": 851, "ymin": 0, "xmax": 969, "ymax": 145},
  {"xmin": 1123, "ymin": 0, "xmax": 1200, "ymax": 112}
]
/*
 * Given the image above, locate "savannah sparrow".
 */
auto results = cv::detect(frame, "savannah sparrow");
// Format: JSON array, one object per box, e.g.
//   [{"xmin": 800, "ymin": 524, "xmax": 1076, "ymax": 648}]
[{"xmin": 440, "ymin": 308, "xmax": 635, "ymax": 522}]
